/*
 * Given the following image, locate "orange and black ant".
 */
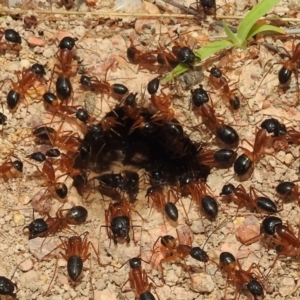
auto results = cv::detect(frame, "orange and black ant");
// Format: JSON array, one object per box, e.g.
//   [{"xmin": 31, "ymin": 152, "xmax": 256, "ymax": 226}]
[
  {"xmin": 259, "ymin": 41, "xmax": 300, "ymax": 105},
  {"xmin": 79, "ymin": 74, "xmax": 129, "ymax": 98},
  {"xmin": 233, "ymin": 123, "xmax": 286, "ymax": 180},
  {"xmin": 121, "ymin": 257, "xmax": 160, "ymax": 300},
  {"xmin": 126, "ymin": 41, "xmax": 159, "ymax": 72},
  {"xmin": 32, "ymin": 124, "xmax": 82, "ymax": 153},
  {"xmin": 151, "ymin": 226, "xmax": 217, "ymax": 283},
  {"xmin": 5, "ymin": 63, "xmax": 46, "ymax": 111},
  {"xmin": 208, "ymin": 65, "xmax": 244, "ymax": 111},
  {"xmin": 101, "ymin": 198, "xmax": 143, "ymax": 245},
  {"xmin": 190, "ymin": 85, "xmax": 239, "ymax": 147},
  {"xmin": 0, "ymin": 157, "xmax": 23, "ymax": 182},
  {"xmin": 23, "ymin": 205, "xmax": 88, "ymax": 239},
  {"xmin": 260, "ymin": 216, "xmax": 300, "ymax": 258},
  {"xmin": 177, "ymin": 172, "xmax": 218, "ymax": 220},
  {"xmin": 0, "ymin": 28, "xmax": 22, "ymax": 53},
  {"xmin": 42, "ymin": 231, "xmax": 107, "ymax": 296},
  {"xmin": 220, "ymin": 184, "xmax": 279, "ymax": 214},
  {"xmin": 147, "ymin": 77, "xmax": 175, "ymax": 123},
  {"xmin": 197, "ymin": 147, "xmax": 237, "ymax": 169},
  {"xmin": 219, "ymin": 251, "xmax": 267, "ymax": 300}
]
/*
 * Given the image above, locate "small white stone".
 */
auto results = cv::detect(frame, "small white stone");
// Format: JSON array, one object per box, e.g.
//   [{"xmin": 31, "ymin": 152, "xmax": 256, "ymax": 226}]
[{"xmin": 190, "ymin": 273, "xmax": 215, "ymax": 293}]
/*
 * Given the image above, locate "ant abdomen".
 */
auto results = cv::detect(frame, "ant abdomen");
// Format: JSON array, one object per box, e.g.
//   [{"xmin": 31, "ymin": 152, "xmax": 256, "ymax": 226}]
[
  {"xmin": 164, "ymin": 202, "xmax": 178, "ymax": 221},
  {"xmin": 67, "ymin": 255, "xmax": 83, "ymax": 281}
]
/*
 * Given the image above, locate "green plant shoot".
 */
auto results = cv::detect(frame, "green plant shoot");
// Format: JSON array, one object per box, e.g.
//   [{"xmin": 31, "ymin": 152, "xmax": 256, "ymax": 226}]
[{"xmin": 162, "ymin": 0, "xmax": 285, "ymax": 84}]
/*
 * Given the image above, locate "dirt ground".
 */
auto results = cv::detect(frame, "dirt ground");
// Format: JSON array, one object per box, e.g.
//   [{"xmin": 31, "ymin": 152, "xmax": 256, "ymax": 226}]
[{"xmin": 0, "ymin": 0, "xmax": 300, "ymax": 299}]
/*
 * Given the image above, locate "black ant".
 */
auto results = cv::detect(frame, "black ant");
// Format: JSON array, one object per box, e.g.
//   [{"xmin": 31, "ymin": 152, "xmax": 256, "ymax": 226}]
[{"xmin": 23, "ymin": 205, "xmax": 88, "ymax": 239}]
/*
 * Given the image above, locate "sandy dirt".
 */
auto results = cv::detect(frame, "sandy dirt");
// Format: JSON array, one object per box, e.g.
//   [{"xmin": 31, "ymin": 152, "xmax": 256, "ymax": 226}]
[{"xmin": 0, "ymin": 0, "xmax": 300, "ymax": 299}]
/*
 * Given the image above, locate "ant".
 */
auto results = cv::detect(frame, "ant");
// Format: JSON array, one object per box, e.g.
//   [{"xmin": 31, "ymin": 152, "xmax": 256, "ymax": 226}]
[
  {"xmin": 23, "ymin": 205, "xmax": 88, "ymax": 239},
  {"xmin": 122, "ymin": 257, "xmax": 158, "ymax": 300},
  {"xmin": 146, "ymin": 186, "xmax": 179, "ymax": 222},
  {"xmin": 49, "ymin": 36, "xmax": 79, "ymax": 101},
  {"xmin": 0, "ymin": 157, "xmax": 23, "ymax": 182},
  {"xmin": 259, "ymin": 41, "xmax": 300, "ymax": 104},
  {"xmin": 190, "ymin": 85, "xmax": 239, "ymax": 147},
  {"xmin": 93, "ymin": 171, "xmax": 139, "ymax": 202},
  {"xmin": 126, "ymin": 41, "xmax": 159, "ymax": 72},
  {"xmin": 275, "ymin": 181, "xmax": 300, "ymax": 203},
  {"xmin": 151, "ymin": 227, "xmax": 216, "ymax": 283},
  {"xmin": 79, "ymin": 74, "xmax": 129, "ymax": 97},
  {"xmin": 208, "ymin": 65, "xmax": 245, "ymax": 111},
  {"xmin": 102, "ymin": 199, "xmax": 143, "ymax": 245},
  {"xmin": 197, "ymin": 148, "xmax": 237, "ymax": 169},
  {"xmin": 178, "ymin": 173, "xmax": 218, "ymax": 220},
  {"xmin": 147, "ymin": 77, "xmax": 175, "ymax": 122},
  {"xmin": 0, "ymin": 28, "xmax": 22, "ymax": 53},
  {"xmin": 233, "ymin": 122, "xmax": 285, "ymax": 180},
  {"xmin": 6, "ymin": 63, "xmax": 46, "ymax": 110},
  {"xmin": 32, "ymin": 125, "xmax": 82, "ymax": 153},
  {"xmin": 260, "ymin": 216, "xmax": 300, "ymax": 262},
  {"xmin": 219, "ymin": 251, "xmax": 266, "ymax": 300},
  {"xmin": 220, "ymin": 184, "xmax": 278, "ymax": 214},
  {"xmin": 42, "ymin": 231, "xmax": 107, "ymax": 296}
]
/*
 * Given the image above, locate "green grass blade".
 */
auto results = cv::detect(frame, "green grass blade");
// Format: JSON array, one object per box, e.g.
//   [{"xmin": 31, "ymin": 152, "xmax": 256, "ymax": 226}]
[
  {"xmin": 223, "ymin": 21, "xmax": 239, "ymax": 45},
  {"xmin": 246, "ymin": 24, "xmax": 285, "ymax": 39},
  {"xmin": 161, "ymin": 64, "xmax": 189, "ymax": 84},
  {"xmin": 195, "ymin": 40, "xmax": 234, "ymax": 59},
  {"xmin": 237, "ymin": 0, "xmax": 281, "ymax": 43}
]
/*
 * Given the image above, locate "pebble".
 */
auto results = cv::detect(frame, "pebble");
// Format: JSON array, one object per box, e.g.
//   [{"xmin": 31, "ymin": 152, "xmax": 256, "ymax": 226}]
[
  {"xmin": 28, "ymin": 37, "xmax": 46, "ymax": 47},
  {"xmin": 13, "ymin": 211, "xmax": 25, "ymax": 226},
  {"xmin": 190, "ymin": 273, "xmax": 215, "ymax": 293},
  {"xmin": 19, "ymin": 258, "xmax": 34, "ymax": 272},
  {"xmin": 235, "ymin": 223, "xmax": 260, "ymax": 245}
]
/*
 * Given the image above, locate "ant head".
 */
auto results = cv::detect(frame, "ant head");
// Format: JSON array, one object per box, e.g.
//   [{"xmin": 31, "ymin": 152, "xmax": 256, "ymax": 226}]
[
  {"xmin": 220, "ymin": 183, "xmax": 235, "ymax": 196},
  {"xmin": 58, "ymin": 36, "xmax": 78, "ymax": 50},
  {"xmin": 260, "ymin": 216, "xmax": 282, "ymax": 235},
  {"xmin": 190, "ymin": 246, "xmax": 208, "ymax": 262},
  {"xmin": 13, "ymin": 160, "xmax": 23, "ymax": 172},
  {"xmin": 5, "ymin": 29, "xmax": 21, "ymax": 44},
  {"xmin": 129, "ymin": 257, "xmax": 142, "ymax": 269},
  {"xmin": 54, "ymin": 183, "xmax": 68, "ymax": 199},
  {"xmin": 23, "ymin": 218, "xmax": 48, "ymax": 240},
  {"xmin": 219, "ymin": 251, "xmax": 236, "ymax": 269},
  {"xmin": 66, "ymin": 206, "xmax": 88, "ymax": 225},
  {"xmin": 31, "ymin": 63, "xmax": 46, "ymax": 76},
  {"xmin": 160, "ymin": 235, "xmax": 176, "ymax": 249}
]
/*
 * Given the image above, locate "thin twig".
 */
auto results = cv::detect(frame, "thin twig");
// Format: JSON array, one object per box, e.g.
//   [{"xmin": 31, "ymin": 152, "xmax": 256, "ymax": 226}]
[{"xmin": 0, "ymin": 7, "xmax": 300, "ymax": 23}]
